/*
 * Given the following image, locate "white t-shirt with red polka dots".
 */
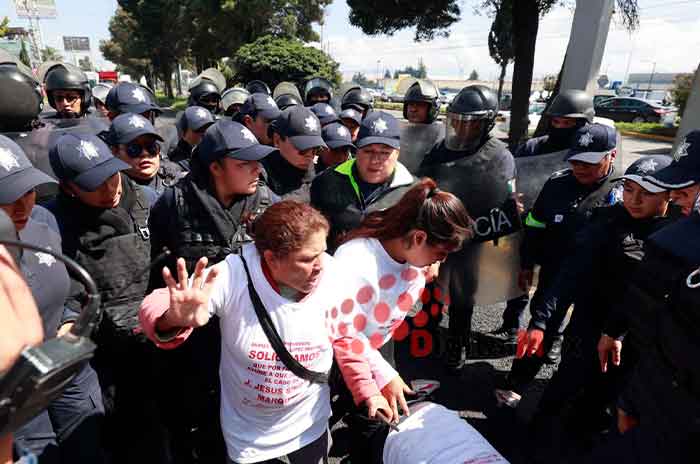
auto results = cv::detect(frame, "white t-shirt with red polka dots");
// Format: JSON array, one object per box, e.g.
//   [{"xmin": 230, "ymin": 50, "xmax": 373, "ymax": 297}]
[{"xmin": 331, "ymin": 238, "xmax": 426, "ymax": 396}]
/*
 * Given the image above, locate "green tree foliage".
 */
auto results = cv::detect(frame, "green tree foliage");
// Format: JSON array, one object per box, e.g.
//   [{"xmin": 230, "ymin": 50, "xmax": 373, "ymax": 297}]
[
  {"xmin": 487, "ymin": 0, "xmax": 514, "ymax": 102},
  {"xmin": 672, "ymin": 71, "xmax": 695, "ymax": 116},
  {"xmin": 232, "ymin": 35, "xmax": 341, "ymax": 90},
  {"xmin": 384, "ymin": 69, "xmax": 392, "ymax": 79},
  {"xmin": 392, "ymin": 62, "xmax": 428, "ymax": 79},
  {"xmin": 100, "ymin": 8, "xmax": 154, "ymax": 88},
  {"xmin": 468, "ymin": 69, "xmax": 479, "ymax": 80},
  {"xmin": 352, "ymin": 72, "xmax": 371, "ymax": 87},
  {"xmin": 347, "ymin": 0, "xmax": 461, "ymax": 41},
  {"xmin": 19, "ymin": 40, "xmax": 31, "ymax": 67},
  {"xmin": 41, "ymin": 47, "xmax": 63, "ymax": 62},
  {"xmin": 0, "ymin": 17, "xmax": 10, "ymax": 38},
  {"xmin": 78, "ymin": 56, "xmax": 93, "ymax": 72}
]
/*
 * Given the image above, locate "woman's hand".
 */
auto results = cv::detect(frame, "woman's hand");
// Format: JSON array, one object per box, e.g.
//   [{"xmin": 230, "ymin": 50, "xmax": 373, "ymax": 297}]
[
  {"xmin": 423, "ymin": 262, "xmax": 441, "ymax": 283},
  {"xmin": 598, "ymin": 334, "xmax": 622, "ymax": 373},
  {"xmin": 381, "ymin": 375, "xmax": 415, "ymax": 419},
  {"xmin": 157, "ymin": 257, "xmax": 219, "ymax": 331},
  {"xmin": 365, "ymin": 394, "xmax": 394, "ymax": 423}
]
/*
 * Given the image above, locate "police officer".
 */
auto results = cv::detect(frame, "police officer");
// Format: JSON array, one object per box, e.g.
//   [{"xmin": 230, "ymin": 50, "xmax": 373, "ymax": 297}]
[
  {"xmin": 147, "ymin": 120, "xmax": 277, "ymax": 463},
  {"xmin": 495, "ymin": 90, "xmax": 596, "ymax": 344},
  {"xmin": 45, "ymin": 132, "xmax": 165, "ymax": 463},
  {"xmin": 274, "ymin": 92, "xmax": 302, "ymax": 111},
  {"xmin": 310, "ymin": 102, "xmax": 340, "ymax": 127},
  {"xmin": 0, "ymin": 62, "xmax": 43, "ymax": 132},
  {"xmin": 312, "ymin": 111, "xmax": 417, "ymax": 248},
  {"xmin": 399, "ymin": 80, "xmax": 443, "ymax": 173},
  {"xmin": 583, "ymin": 135, "xmax": 700, "ymax": 463},
  {"xmin": 232, "ymin": 93, "xmax": 281, "ymax": 145},
  {"xmin": 168, "ymin": 106, "xmax": 215, "ymax": 172},
  {"xmin": 187, "ymin": 78, "xmax": 221, "ymax": 115},
  {"xmin": 516, "ymin": 156, "xmax": 672, "ymax": 460},
  {"xmin": 105, "ymin": 81, "xmax": 163, "ymax": 123},
  {"xmin": 92, "ymin": 83, "xmax": 112, "ymax": 118},
  {"xmin": 221, "ymin": 87, "xmax": 250, "ymax": 117},
  {"xmin": 265, "ymin": 105, "xmax": 327, "ymax": 200},
  {"xmin": 43, "ymin": 64, "xmax": 92, "ymax": 119},
  {"xmin": 495, "ymin": 123, "xmax": 621, "ymax": 404},
  {"xmin": 339, "ymin": 108, "xmax": 362, "ymax": 143},
  {"xmin": 107, "ymin": 113, "xmax": 181, "ymax": 198},
  {"xmin": 419, "ymin": 85, "xmax": 518, "ymax": 372},
  {"xmin": 341, "ymin": 86, "xmax": 373, "ymax": 119},
  {"xmin": 516, "ymin": 89, "xmax": 594, "ymax": 157},
  {"xmin": 245, "ymin": 80, "xmax": 271, "ymax": 96},
  {"xmin": 304, "ymin": 77, "xmax": 333, "ymax": 105},
  {"xmin": 0, "ymin": 136, "xmax": 105, "ymax": 463},
  {"xmin": 317, "ymin": 122, "xmax": 355, "ymax": 174}
]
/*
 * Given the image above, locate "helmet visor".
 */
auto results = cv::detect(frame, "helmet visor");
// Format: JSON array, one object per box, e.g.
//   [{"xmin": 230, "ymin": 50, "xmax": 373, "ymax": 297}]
[{"xmin": 444, "ymin": 112, "xmax": 488, "ymax": 151}]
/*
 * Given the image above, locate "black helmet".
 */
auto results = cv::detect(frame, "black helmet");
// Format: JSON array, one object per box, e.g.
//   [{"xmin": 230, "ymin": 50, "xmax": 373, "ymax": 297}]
[
  {"xmin": 0, "ymin": 64, "xmax": 42, "ymax": 131},
  {"xmin": 221, "ymin": 87, "xmax": 250, "ymax": 116},
  {"xmin": 246, "ymin": 80, "xmax": 271, "ymax": 96},
  {"xmin": 341, "ymin": 87, "xmax": 373, "ymax": 117},
  {"xmin": 45, "ymin": 64, "xmax": 92, "ymax": 116},
  {"xmin": 275, "ymin": 93, "xmax": 302, "ymax": 111},
  {"xmin": 188, "ymin": 79, "xmax": 221, "ymax": 114},
  {"xmin": 304, "ymin": 77, "xmax": 333, "ymax": 105},
  {"xmin": 403, "ymin": 80, "xmax": 441, "ymax": 123},
  {"xmin": 545, "ymin": 89, "xmax": 594, "ymax": 122},
  {"xmin": 444, "ymin": 85, "xmax": 498, "ymax": 152}
]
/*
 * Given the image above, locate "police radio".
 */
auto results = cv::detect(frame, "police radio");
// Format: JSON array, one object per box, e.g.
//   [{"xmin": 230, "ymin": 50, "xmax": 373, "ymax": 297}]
[{"xmin": 0, "ymin": 209, "xmax": 168, "ymax": 436}]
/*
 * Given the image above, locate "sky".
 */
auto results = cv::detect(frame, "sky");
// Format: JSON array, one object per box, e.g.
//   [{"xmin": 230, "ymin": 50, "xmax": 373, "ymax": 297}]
[{"xmin": 1, "ymin": 0, "xmax": 698, "ymax": 83}]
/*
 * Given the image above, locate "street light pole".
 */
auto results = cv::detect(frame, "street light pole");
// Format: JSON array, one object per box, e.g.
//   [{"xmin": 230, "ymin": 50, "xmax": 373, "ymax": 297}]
[
  {"xmin": 376, "ymin": 60, "xmax": 381, "ymax": 90},
  {"xmin": 647, "ymin": 61, "xmax": 656, "ymax": 92}
]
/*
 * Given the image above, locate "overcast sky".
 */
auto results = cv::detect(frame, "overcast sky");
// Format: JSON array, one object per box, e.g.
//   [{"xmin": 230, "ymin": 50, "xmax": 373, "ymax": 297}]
[{"xmin": 1, "ymin": 0, "xmax": 698, "ymax": 83}]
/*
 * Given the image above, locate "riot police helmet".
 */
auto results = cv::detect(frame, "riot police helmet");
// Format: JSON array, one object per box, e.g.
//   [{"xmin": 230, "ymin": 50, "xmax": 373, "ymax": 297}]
[
  {"xmin": 0, "ymin": 64, "xmax": 43, "ymax": 131},
  {"xmin": 45, "ymin": 64, "xmax": 92, "ymax": 116},
  {"xmin": 545, "ymin": 89, "xmax": 595, "ymax": 123},
  {"xmin": 304, "ymin": 77, "xmax": 333, "ymax": 105},
  {"xmin": 221, "ymin": 87, "xmax": 251, "ymax": 116},
  {"xmin": 187, "ymin": 79, "xmax": 222, "ymax": 114},
  {"xmin": 403, "ymin": 80, "xmax": 441, "ymax": 123},
  {"xmin": 92, "ymin": 83, "xmax": 112, "ymax": 106},
  {"xmin": 275, "ymin": 93, "xmax": 302, "ymax": 111},
  {"xmin": 444, "ymin": 85, "xmax": 499, "ymax": 152},
  {"xmin": 246, "ymin": 80, "xmax": 271, "ymax": 96},
  {"xmin": 341, "ymin": 86, "xmax": 373, "ymax": 118}
]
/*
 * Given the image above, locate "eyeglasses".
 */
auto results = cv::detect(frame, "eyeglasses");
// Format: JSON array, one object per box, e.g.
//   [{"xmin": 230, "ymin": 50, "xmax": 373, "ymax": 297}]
[
  {"xmin": 124, "ymin": 142, "xmax": 160, "ymax": 158},
  {"xmin": 53, "ymin": 94, "xmax": 80, "ymax": 104}
]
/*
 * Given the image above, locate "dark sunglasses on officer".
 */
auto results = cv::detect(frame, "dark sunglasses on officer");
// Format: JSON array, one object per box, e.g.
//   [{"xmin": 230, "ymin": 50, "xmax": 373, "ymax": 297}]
[{"xmin": 123, "ymin": 140, "xmax": 161, "ymax": 158}]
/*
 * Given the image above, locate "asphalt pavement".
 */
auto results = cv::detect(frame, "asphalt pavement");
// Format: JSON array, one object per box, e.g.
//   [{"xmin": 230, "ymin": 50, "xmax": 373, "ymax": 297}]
[{"xmin": 155, "ymin": 109, "xmax": 673, "ymax": 463}]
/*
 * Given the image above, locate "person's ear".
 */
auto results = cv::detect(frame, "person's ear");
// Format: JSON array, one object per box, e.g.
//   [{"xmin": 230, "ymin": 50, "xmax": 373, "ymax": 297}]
[
  {"xmin": 62, "ymin": 181, "xmax": 80, "ymax": 198},
  {"xmin": 110, "ymin": 145, "xmax": 119, "ymax": 156},
  {"xmin": 209, "ymin": 160, "xmax": 222, "ymax": 179},
  {"xmin": 272, "ymin": 132, "xmax": 282, "ymax": 148},
  {"xmin": 411, "ymin": 230, "xmax": 427, "ymax": 248},
  {"xmin": 609, "ymin": 149, "xmax": 617, "ymax": 161},
  {"xmin": 263, "ymin": 249, "xmax": 278, "ymax": 272},
  {"xmin": 243, "ymin": 114, "xmax": 254, "ymax": 129}
]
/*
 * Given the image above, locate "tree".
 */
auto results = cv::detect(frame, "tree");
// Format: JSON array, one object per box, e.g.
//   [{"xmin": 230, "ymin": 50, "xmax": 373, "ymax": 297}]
[
  {"xmin": 0, "ymin": 17, "xmax": 9, "ymax": 38},
  {"xmin": 100, "ymin": 8, "xmax": 153, "ymax": 88},
  {"xmin": 19, "ymin": 40, "xmax": 31, "ymax": 67},
  {"xmin": 417, "ymin": 59, "xmax": 428, "ymax": 78},
  {"xmin": 542, "ymin": 73, "xmax": 557, "ymax": 91},
  {"xmin": 672, "ymin": 71, "xmax": 695, "ymax": 116},
  {"xmin": 384, "ymin": 69, "xmax": 391, "ymax": 79},
  {"xmin": 487, "ymin": 0, "xmax": 514, "ymax": 103},
  {"xmin": 78, "ymin": 56, "xmax": 93, "ymax": 72},
  {"xmin": 352, "ymin": 72, "xmax": 371, "ymax": 87},
  {"xmin": 392, "ymin": 62, "xmax": 428, "ymax": 79},
  {"xmin": 41, "ymin": 47, "xmax": 63, "ymax": 62},
  {"xmin": 468, "ymin": 69, "xmax": 479, "ymax": 81},
  {"xmin": 232, "ymin": 35, "xmax": 341, "ymax": 90}
]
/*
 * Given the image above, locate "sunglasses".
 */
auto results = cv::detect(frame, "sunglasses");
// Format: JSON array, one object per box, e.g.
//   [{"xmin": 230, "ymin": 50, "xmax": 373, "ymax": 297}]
[
  {"xmin": 125, "ymin": 142, "xmax": 160, "ymax": 158},
  {"xmin": 53, "ymin": 94, "xmax": 80, "ymax": 104}
]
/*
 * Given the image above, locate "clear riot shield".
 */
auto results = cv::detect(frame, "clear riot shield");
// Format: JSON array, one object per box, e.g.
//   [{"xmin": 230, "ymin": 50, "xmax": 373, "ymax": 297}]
[
  {"xmin": 399, "ymin": 122, "xmax": 442, "ymax": 174},
  {"xmin": 5, "ymin": 117, "xmax": 109, "ymax": 201},
  {"xmin": 515, "ymin": 132, "xmax": 624, "ymax": 211},
  {"xmin": 472, "ymin": 232, "xmax": 523, "ymax": 305}
]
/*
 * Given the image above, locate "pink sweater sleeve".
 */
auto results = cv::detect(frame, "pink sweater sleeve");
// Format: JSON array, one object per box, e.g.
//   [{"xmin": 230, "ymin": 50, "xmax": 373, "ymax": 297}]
[
  {"xmin": 332, "ymin": 337, "xmax": 381, "ymax": 405},
  {"xmin": 139, "ymin": 288, "xmax": 194, "ymax": 349}
]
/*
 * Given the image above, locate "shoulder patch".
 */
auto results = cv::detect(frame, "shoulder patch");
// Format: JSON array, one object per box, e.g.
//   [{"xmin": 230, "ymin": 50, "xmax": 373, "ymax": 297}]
[{"xmin": 549, "ymin": 168, "xmax": 573, "ymax": 180}]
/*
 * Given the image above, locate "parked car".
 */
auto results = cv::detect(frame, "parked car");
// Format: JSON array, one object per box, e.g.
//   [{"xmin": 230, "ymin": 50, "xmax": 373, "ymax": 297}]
[
  {"xmin": 496, "ymin": 101, "xmax": 547, "ymax": 134},
  {"xmin": 594, "ymin": 97, "xmax": 677, "ymax": 124}
]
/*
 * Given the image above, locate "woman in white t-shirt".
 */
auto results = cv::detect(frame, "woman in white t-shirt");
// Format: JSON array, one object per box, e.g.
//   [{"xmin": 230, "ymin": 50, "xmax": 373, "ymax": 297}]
[
  {"xmin": 329, "ymin": 178, "xmax": 473, "ymax": 464},
  {"xmin": 139, "ymin": 201, "xmax": 392, "ymax": 464}
]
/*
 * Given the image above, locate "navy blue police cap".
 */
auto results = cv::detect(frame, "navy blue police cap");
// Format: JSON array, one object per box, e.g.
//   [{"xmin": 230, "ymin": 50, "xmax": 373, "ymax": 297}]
[
  {"xmin": 49, "ymin": 133, "xmax": 129, "ymax": 191},
  {"xmin": 108, "ymin": 113, "xmax": 164, "ymax": 146},
  {"xmin": 310, "ymin": 103, "xmax": 340, "ymax": 126},
  {"xmin": 239, "ymin": 93, "xmax": 281, "ymax": 121},
  {"xmin": 645, "ymin": 130, "xmax": 700, "ymax": 189},
  {"xmin": 0, "ymin": 135, "xmax": 56, "ymax": 204},
  {"xmin": 356, "ymin": 111, "xmax": 400, "ymax": 149},
  {"xmin": 322, "ymin": 122, "xmax": 356, "ymax": 151},
  {"xmin": 612, "ymin": 155, "xmax": 672, "ymax": 193},
  {"xmin": 269, "ymin": 106, "xmax": 327, "ymax": 151},
  {"xmin": 181, "ymin": 105, "xmax": 215, "ymax": 132},
  {"xmin": 339, "ymin": 108, "xmax": 362, "ymax": 126},
  {"xmin": 198, "ymin": 120, "xmax": 277, "ymax": 165},
  {"xmin": 105, "ymin": 82, "xmax": 162, "ymax": 115},
  {"xmin": 566, "ymin": 123, "xmax": 617, "ymax": 164}
]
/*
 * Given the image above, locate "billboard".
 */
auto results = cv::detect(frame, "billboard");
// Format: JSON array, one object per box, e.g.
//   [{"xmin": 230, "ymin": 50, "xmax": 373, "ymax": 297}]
[
  {"xmin": 13, "ymin": 0, "xmax": 57, "ymax": 19},
  {"xmin": 63, "ymin": 36, "xmax": 90, "ymax": 52}
]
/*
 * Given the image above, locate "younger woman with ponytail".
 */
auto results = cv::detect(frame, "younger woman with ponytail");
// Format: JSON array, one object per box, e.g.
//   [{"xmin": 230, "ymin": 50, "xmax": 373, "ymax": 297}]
[{"xmin": 330, "ymin": 177, "xmax": 472, "ymax": 464}]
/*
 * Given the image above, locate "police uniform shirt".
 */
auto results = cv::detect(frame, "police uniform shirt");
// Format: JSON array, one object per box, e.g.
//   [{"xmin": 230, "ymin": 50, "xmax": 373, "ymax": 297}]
[{"xmin": 18, "ymin": 205, "xmax": 71, "ymax": 338}]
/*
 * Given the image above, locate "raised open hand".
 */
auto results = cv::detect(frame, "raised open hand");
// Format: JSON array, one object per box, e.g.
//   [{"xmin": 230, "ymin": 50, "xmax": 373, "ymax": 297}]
[{"xmin": 158, "ymin": 257, "xmax": 220, "ymax": 330}]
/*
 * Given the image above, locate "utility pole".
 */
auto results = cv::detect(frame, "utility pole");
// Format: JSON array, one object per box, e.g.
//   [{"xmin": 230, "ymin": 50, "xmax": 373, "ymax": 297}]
[{"xmin": 646, "ymin": 61, "xmax": 656, "ymax": 92}]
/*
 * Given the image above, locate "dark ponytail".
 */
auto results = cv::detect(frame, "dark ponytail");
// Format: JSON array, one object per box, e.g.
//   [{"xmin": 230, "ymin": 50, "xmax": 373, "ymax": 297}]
[{"xmin": 341, "ymin": 177, "xmax": 473, "ymax": 249}]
